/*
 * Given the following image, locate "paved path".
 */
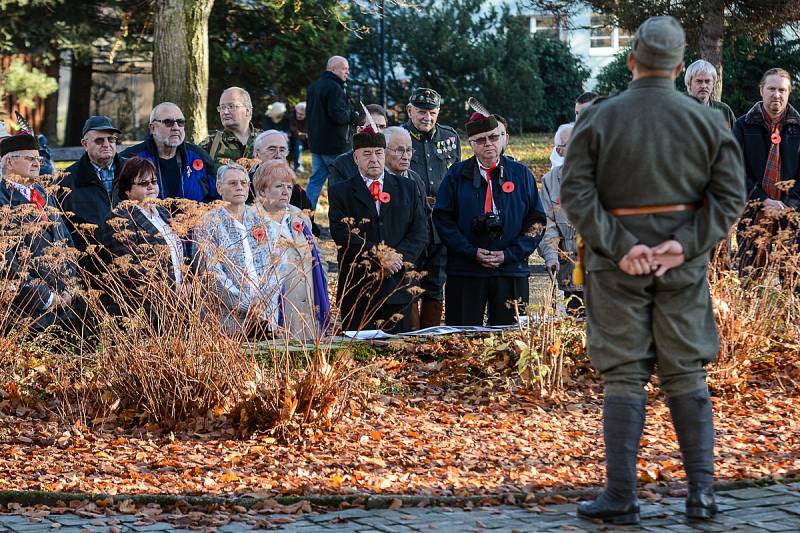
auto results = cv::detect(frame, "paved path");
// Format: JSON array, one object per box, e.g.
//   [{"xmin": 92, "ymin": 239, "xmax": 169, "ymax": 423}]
[{"xmin": 0, "ymin": 483, "xmax": 799, "ymax": 532}]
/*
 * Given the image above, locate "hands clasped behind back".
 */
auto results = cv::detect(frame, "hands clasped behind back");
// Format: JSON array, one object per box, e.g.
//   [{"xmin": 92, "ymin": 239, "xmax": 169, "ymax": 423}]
[{"xmin": 618, "ymin": 240, "xmax": 685, "ymax": 277}]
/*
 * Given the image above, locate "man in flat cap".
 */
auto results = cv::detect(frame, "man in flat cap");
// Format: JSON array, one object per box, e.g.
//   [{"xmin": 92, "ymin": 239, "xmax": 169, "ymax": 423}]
[
  {"xmin": 402, "ymin": 88, "xmax": 460, "ymax": 328},
  {"xmin": 0, "ymin": 134, "xmax": 79, "ymax": 331},
  {"xmin": 328, "ymin": 124, "xmax": 427, "ymax": 333},
  {"xmin": 59, "ymin": 116, "xmax": 126, "ymax": 283},
  {"xmin": 561, "ymin": 16, "xmax": 745, "ymax": 524},
  {"xmin": 433, "ymin": 111, "xmax": 545, "ymax": 327}
]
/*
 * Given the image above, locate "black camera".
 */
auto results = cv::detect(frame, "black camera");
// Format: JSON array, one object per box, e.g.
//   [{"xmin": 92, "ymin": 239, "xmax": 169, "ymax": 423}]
[{"xmin": 472, "ymin": 212, "xmax": 504, "ymax": 240}]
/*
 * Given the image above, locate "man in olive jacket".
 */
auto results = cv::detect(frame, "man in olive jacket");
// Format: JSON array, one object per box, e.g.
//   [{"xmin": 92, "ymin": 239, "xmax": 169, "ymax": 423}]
[{"xmin": 561, "ymin": 16, "xmax": 745, "ymax": 526}]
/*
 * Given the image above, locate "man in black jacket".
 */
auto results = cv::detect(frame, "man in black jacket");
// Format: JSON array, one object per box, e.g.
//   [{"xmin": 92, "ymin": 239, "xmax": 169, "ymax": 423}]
[
  {"xmin": 305, "ymin": 56, "xmax": 361, "ymax": 208},
  {"xmin": 329, "ymin": 125, "xmax": 427, "ymax": 333},
  {"xmin": 58, "ymin": 116, "xmax": 125, "ymax": 278}
]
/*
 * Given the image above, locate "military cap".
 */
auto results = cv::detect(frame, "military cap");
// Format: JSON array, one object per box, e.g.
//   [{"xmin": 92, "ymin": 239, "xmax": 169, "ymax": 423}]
[
  {"xmin": 631, "ymin": 16, "xmax": 685, "ymax": 70},
  {"xmin": 409, "ymin": 88, "xmax": 441, "ymax": 110},
  {"xmin": 1, "ymin": 134, "xmax": 39, "ymax": 156},
  {"xmin": 82, "ymin": 115, "xmax": 121, "ymax": 137},
  {"xmin": 465, "ymin": 112, "xmax": 498, "ymax": 137},
  {"xmin": 353, "ymin": 125, "xmax": 386, "ymax": 150}
]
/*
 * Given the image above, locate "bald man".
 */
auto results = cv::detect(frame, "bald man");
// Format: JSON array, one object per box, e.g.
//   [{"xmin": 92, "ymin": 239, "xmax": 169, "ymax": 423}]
[
  {"xmin": 201, "ymin": 86, "xmax": 261, "ymax": 162},
  {"xmin": 305, "ymin": 55, "xmax": 361, "ymax": 208},
  {"xmin": 120, "ymin": 101, "xmax": 218, "ymax": 202}
]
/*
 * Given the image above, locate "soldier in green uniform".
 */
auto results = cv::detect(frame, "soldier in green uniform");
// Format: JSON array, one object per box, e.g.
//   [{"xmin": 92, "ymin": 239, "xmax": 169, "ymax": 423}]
[
  {"xmin": 561, "ymin": 16, "xmax": 745, "ymax": 525},
  {"xmin": 402, "ymin": 88, "xmax": 461, "ymax": 328},
  {"xmin": 201, "ymin": 86, "xmax": 261, "ymax": 163}
]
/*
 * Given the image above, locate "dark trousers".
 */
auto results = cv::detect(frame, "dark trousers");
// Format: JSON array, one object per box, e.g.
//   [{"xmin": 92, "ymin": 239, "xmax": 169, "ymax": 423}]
[
  {"xmin": 445, "ymin": 275, "xmax": 529, "ymax": 326},
  {"xmin": 419, "ymin": 242, "xmax": 446, "ymax": 302}
]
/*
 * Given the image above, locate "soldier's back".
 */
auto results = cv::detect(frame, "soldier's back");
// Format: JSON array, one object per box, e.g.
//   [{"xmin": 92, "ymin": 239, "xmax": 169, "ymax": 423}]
[{"xmin": 577, "ymin": 78, "xmax": 729, "ymax": 211}]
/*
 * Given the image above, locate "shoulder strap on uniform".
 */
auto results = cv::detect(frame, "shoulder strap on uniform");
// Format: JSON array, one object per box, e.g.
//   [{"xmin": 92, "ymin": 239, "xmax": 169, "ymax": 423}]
[{"xmin": 209, "ymin": 131, "xmax": 223, "ymax": 160}]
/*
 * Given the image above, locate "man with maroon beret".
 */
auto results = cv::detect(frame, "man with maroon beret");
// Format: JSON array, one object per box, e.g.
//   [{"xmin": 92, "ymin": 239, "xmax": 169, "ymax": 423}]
[
  {"xmin": 0, "ymin": 134, "xmax": 78, "ymax": 330},
  {"xmin": 433, "ymin": 111, "xmax": 545, "ymax": 326},
  {"xmin": 328, "ymin": 124, "xmax": 427, "ymax": 333}
]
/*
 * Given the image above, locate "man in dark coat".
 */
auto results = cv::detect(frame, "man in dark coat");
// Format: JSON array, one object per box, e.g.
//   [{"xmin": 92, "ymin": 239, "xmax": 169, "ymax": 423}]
[
  {"xmin": 305, "ymin": 55, "xmax": 361, "ymax": 208},
  {"xmin": 733, "ymin": 67, "xmax": 800, "ymax": 273},
  {"xmin": 58, "ymin": 116, "xmax": 125, "ymax": 279},
  {"xmin": 685, "ymin": 60, "xmax": 736, "ymax": 128},
  {"xmin": 433, "ymin": 112, "xmax": 545, "ymax": 327},
  {"xmin": 403, "ymin": 88, "xmax": 461, "ymax": 328},
  {"xmin": 0, "ymin": 134, "xmax": 79, "ymax": 331},
  {"xmin": 119, "ymin": 102, "xmax": 217, "ymax": 203},
  {"xmin": 561, "ymin": 16, "xmax": 745, "ymax": 525},
  {"xmin": 329, "ymin": 125, "xmax": 427, "ymax": 333}
]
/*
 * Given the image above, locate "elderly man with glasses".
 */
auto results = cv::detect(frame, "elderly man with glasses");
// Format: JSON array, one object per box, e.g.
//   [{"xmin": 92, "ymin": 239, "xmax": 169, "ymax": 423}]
[
  {"xmin": 59, "ymin": 116, "xmax": 127, "ymax": 282},
  {"xmin": 201, "ymin": 87, "xmax": 261, "ymax": 162},
  {"xmin": 120, "ymin": 102, "xmax": 218, "ymax": 203},
  {"xmin": 0, "ymin": 134, "xmax": 79, "ymax": 331},
  {"xmin": 250, "ymin": 130, "xmax": 316, "ymax": 224},
  {"xmin": 433, "ymin": 111, "xmax": 545, "ymax": 327}
]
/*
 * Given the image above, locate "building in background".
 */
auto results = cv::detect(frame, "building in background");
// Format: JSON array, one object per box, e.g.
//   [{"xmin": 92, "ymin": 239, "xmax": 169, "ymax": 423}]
[{"xmin": 525, "ymin": 5, "xmax": 631, "ymax": 89}]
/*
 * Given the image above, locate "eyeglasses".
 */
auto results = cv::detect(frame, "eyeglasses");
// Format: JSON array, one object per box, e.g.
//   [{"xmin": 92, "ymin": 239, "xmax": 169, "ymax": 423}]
[
  {"xmin": 265, "ymin": 146, "xmax": 289, "ymax": 155},
  {"xmin": 217, "ymin": 103, "xmax": 248, "ymax": 112},
  {"xmin": 133, "ymin": 178, "xmax": 158, "ymax": 187},
  {"xmin": 152, "ymin": 118, "xmax": 186, "ymax": 128},
  {"xmin": 10, "ymin": 155, "xmax": 43, "ymax": 164},
  {"xmin": 389, "ymin": 147, "xmax": 413, "ymax": 155},
  {"xmin": 470, "ymin": 133, "xmax": 502, "ymax": 146},
  {"xmin": 90, "ymin": 136, "xmax": 118, "ymax": 146}
]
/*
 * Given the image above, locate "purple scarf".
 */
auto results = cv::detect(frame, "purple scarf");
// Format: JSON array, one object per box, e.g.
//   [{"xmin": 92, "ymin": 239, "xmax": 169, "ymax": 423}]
[{"xmin": 299, "ymin": 222, "xmax": 331, "ymax": 333}]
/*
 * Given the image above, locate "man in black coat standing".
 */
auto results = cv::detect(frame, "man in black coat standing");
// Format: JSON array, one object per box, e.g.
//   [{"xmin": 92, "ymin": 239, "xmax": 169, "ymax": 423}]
[
  {"xmin": 305, "ymin": 55, "xmax": 361, "ymax": 209},
  {"xmin": 58, "ymin": 116, "xmax": 126, "ymax": 279},
  {"xmin": 329, "ymin": 125, "xmax": 427, "ymax": 333}
]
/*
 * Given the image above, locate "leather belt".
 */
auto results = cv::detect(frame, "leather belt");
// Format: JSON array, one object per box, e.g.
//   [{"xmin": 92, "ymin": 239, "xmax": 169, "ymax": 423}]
[{"xmin": 608, "ymin": 202, "xmax": 703, "ymax": 216}]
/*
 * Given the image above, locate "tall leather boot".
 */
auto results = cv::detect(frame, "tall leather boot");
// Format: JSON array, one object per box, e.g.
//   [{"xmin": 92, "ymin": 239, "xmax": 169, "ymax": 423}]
[
  {"xmin": 419, "ymin": 300, "xmax": 443, "ymax": 328},
  {"xmin": 408, "ymin": 301, "xmax": 421, "ymax": 331},
  {"xmin": 577, "ymin": 395, "xmax": 645, "ymax": 525},
  {"xmin": 668, "ymin": 387, "xmax": 718, "ymax": 519}
]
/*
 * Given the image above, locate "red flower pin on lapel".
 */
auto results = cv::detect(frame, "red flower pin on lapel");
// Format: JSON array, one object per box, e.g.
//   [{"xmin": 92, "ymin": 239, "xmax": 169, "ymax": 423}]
[
  {"xmin": 292, "ymin": 220, "xmax": 304, "ymax": 232},
  {"xmin": 192, "ymin": 159, "xmax": 204, "ymax": 171},
  {"xmin": 251, "ymin": 227, "xmax": 266, "ymax": 241},
  {"xmin": 502, "ymin": 181, "xmax": 515, "ymax": 193},
  {"xmin": 379, "ymin": 191, "xmax": 391, "ymax": 204}
]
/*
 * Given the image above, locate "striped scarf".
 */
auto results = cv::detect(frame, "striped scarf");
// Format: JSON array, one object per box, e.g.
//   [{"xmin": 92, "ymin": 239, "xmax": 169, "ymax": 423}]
[{"xmin": 762, "ymin": 106, "xmax": 785, "ymax": 200}]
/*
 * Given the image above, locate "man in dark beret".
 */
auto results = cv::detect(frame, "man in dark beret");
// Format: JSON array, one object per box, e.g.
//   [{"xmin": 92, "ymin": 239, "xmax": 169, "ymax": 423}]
[
  {"xmin": 0, "ymin": 134, "xmax": 79, "ymax": 331},
  {"xmin": 328, "ymin": 125, "xmax": 427, "ymax": 333},
  {"xmin": 433, "ymin": 111, "xmax": 545, "ymax": 327}
]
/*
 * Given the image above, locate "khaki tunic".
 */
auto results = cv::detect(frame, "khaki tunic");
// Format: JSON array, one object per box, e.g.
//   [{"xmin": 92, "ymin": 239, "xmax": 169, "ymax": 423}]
[
  {"xmin": 200, "ymin": 123, "xmax": 261, "ymax": 163},
  {"xmin": 561, "ymin": 77, "xmax": 746, "ymax": 397}
]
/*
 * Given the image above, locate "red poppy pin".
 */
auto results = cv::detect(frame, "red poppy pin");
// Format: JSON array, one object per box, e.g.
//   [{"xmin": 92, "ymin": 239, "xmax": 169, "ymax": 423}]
[
  {"xmin": 772, "ymin": 133, "xmax": 782, "ymax": 145},
  {"xmin": 292, "ymin": 220, "xmax": 304, "ymax": 232},
  {"xmin": 502, "ymin": 181, "xmax": 515, "ymax": 193},
  {"xmin": 192, "ymin": 159, "xmax": 204, "ymax": 171},
  {"xmin": 251, "ymin": 227, "xmax": 266, "ymax": 241},
  {"xmin": 379, "ymin": 191, "xmax": 391, "ymax": 204}
]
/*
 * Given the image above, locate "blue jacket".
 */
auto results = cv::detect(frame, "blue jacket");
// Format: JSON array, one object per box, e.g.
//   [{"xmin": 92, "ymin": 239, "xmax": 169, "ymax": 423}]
[
  {"xmin": 119, "ymin": 135, "xmax": 219, "ymax": 203},
  {"xmin": 433, "ymin": 155, "xmax": 546, "ymax": 277}
]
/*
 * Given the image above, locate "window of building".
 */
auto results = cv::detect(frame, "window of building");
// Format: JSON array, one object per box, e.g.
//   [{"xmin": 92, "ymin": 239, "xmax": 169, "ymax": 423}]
[
  {"xmin": 617, "ymin": 27, "xmax": 633, "ymax": 48},
  {"xmin": 532, "ymin": 15, "xmax": 560, "ymax": 39},
  {"xmin": 590, "ymin": 13, "xmax": 613, "ymax": 48}
]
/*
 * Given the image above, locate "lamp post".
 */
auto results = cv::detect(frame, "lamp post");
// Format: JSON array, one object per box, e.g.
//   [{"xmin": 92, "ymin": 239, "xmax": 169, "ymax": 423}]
[{"xmin": 379, "ymin": 0, "xmax": 386, "ymax": 110}]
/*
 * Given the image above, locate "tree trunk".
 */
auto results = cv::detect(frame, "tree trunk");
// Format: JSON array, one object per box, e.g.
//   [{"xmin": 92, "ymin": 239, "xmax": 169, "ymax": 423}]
[
  {"xmin": 42, "ymin": 53, "xmax": 61, "ymax": 144},
  {"xmin": 152, "ymin": 0, "xmax": 215, "ymax": 143},
  {"xmin": 64, "ymin": 53, "xmax": 93, "ymax": 146},
  {"xmin": 699, "ymin": 0, "xmax": 725, "ymax": 101}
]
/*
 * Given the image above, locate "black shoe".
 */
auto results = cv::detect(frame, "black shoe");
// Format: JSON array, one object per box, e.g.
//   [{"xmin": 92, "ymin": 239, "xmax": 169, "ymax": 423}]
[
  {"xmin": 577, "ymin": 494, "xmax": 640, "ymax": 525},
  {"xmin": 686, "ymin": 486, "xmax": 718, "ymax": 519}
]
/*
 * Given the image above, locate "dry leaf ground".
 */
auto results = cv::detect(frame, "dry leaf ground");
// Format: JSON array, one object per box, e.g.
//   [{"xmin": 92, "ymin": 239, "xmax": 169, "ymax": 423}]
[{"xmin": 0, "ymin": 346, "xmax": 797, "ymax": 498}]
